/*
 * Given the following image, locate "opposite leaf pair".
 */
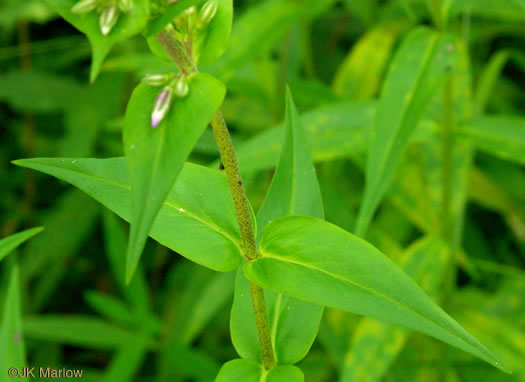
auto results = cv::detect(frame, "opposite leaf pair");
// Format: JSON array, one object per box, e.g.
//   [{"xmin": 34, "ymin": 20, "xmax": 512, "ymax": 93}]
[{"xmin": 14, "ymin": 90, "xmax": 508, "ymax": 378}]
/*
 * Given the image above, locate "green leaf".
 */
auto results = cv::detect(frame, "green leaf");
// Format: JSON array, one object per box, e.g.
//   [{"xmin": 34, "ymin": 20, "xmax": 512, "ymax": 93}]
[
  {"xmin": 207, "ymin": 0, "xmax": 304, "ymax": 78},
  {"xmin": 341, "ymin": 236, "xmax": 450, "ymax": 382},
  {"xmin": 23, "ymin": 315, "xmax": 140, "ymax": 349},
  {"xmin": 123, "ymin": 73, "xmax": 225, "ymax": 283},
  {"xmin": 332, "ymin": 23, "xmax": 403, "ymax": 100},
  {"xmin": 0, "ymin": 70, "xmax": 83, "ymax": 112},
  {"xmin": 256, "ymin": 88, "xmax": 324, "ymax": 233},
  {"xmin": 13, "ymin": 157, "xmax": 243, "ymax": 273},
  {"xmin": 0, "ymin": 227, "xmax": 43, "ymax": 263},
  {"xmin": 45, "ymin": 0, "xmax": 149, "ymax": 82},
  {"xmin": 245, "ymin": 215, "xmax": 508, "ymax": 372},
  {"xmin": 0, "ymin": 266, "xmax": 26, "ymax": 379},
  {"xmin": 457, "ymin": 116, "xmax": 525, "ymax": 165},
  {"xmin": 355, "ymin": 27, "xmax": 455, "ymax": 236},
  {"xmin": 102, "ymin": 329, "xmax": 152, "ymax": 382},
  {"xmin": 232, "ymin": 101, "xmax": 375, "ymax": 175},
  {"xmin": 196, "ymin": 0, "xmax": 233, "ymax": 65},
  {"xmin": 216, "ymin": 359, "xmax": 304, "ymax": 382},
  {"xmin": 84, "ymin": 291, "xmax": 135, "ymax": 327},
  {"xmin": 231, "ymin": 89, "xmax": 324, "ymax": 364},
  {"xmin": 474, "ymin": 51, "xmax": 510, "ymax": 114},
  {"xmin": 160, "ymin": 342, "xmax": 220, "ymax": 381}
]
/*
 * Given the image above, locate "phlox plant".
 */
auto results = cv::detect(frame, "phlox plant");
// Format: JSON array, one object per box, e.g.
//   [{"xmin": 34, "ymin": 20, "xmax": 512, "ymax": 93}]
[{"xmin": 1, "ymin": 0, "xmax": 525, "ymax": 381}]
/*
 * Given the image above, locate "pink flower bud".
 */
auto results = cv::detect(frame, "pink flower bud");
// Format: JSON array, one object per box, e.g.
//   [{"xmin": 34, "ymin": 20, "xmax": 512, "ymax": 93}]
[
  {"xmin": 99, "ymin": 5, "xmax": 119, "ymax": 36},
  {"xmin": 151, "ymin": 86, "xmax": 174, "ymax": 128}
]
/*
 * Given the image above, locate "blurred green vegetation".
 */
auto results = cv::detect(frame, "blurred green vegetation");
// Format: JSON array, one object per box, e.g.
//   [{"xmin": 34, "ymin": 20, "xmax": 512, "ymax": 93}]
[{"xmin": 1, "ymin": 0, "xmax": 524, "ymax": 381}]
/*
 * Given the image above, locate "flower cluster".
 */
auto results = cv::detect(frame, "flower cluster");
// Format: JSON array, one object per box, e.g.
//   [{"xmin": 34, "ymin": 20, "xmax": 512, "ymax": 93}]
[
  {"xmin": 142, "ymin": 73, "xmax": 190, "ymax": 128},
  {"xmin": 71, "ymin": 0, "xmax": 133, "ymax": 36}
]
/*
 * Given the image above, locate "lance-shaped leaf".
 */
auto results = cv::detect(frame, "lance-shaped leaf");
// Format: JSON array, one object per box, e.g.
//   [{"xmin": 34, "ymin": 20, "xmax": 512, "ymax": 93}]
[
  {"xmin": 0, "ymin": 227, "xmax": 43, "ymax": 263},
  {"xmin": 341, "ymin": 236, "xmax": 450, "ymax": 382},
  {"xmin": 231, "ymin": 89, "xmax": 324, "ymax": 364},
  {"xmin": 457, "ymin": 116, "xmax": 525, "ymax": 165},
  {"xmin": 245, "ymin": 215, "xmax": 508, "ymax": 372},
  {"xmin": 23, "ymin": 315, "xmax": 140, "ymax": 350},
  {"xmin": 45, "ymin": 0, "xmax": 149, "ymax": 82},
  {"xmin": 123, "ymin": 73, "xmax": 225, "ymax": 283},
  {"xmin": 13, "ymin": 157, "xmax": 242, "ymax": 273},
  {"xmin": 216, "ymin": 359, "xmax": 304, "ymax": 382},
  {"xmin": 195, "ymin": 0, "xmax": 233, "ymax": 65},
  {"xmin": 355, "ymin": 27, "xmax": 455, "ymax": 236},
  {"xmin": 0, "ymin": 266, "xmax": 26, "ymax": 377},
  {"xmin": 333, "ymin": 22, "xmax": 404, "ymax": 100}
]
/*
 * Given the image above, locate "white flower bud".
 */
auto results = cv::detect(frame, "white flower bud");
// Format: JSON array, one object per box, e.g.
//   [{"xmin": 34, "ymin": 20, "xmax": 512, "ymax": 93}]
[
  {"xmin": 118, "ymin": 0, "xmax": 132, "ymax": 12},
  {"xmin": 174, "ymin": 77, "xmax": 189, "ymax": 98},
  {"xmin": 99, "ymin": 5, "xmax": 119, "ymax": 36},
  {"xmin": 142, "ymin": 73, "xmax": 170, "ymax": 86},
  {"xmin": 151, "ymin": 86, "xmax": 174, "ymax": 128},
  {"xmin": 71, "ymin": 0, "xmax": 98, "ymax": 14},
  {"xmin": 196, "ymin": 0, "xmax": 218, "ymax": 29}
]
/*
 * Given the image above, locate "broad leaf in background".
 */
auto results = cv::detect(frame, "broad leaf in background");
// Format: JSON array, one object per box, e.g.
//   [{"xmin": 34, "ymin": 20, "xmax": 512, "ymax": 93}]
[
  {"xmin": 0, "ymin": 227, "xmax": 43, "ymax": 262},
  {"xmin": 0, "ymin": 70, "xmax": 83, "ymax": 112},
  {"xmin": 13, "ymin": 158, "xmax": 243, "ymax": 273},
  {"xmin": 45, "ymin": 0, "xmax": 149, "ymax": 81},
  {"xmin": 196, "ymin": 0, "xmax": 233, "ymax": 65},
  {"xmin": 341, "ymin": 236, "xmax": 449, "ymax": 382},
  {"xmin": 457, "ymin": 116, "xmax": 525, "ymax": 165},
  {"xmin": 245, "ymin": 215, "xmax": 508, "ymax": 371},
  {"xmin": 231, "ymin": 89, "xmax": 323, "ymax": 364},
  {"xmin": 207, "ymin": 0, "xmax": 337, "ymax": 79},
  {"xmin": 355, "ymin": 27, "xmax": 456, "ymax": 236},
  {"xmin": 448, "ymin": 0, "xmax": 525, "ymax": 21},
  {"xmin": 232, "ymin": 101, "xmax": 375, "ymax": 175},
  {"xmin": 0, "ymin": 267, "xmax": 26, "ymax": 380},
  {"xmin": 216, "ymin": 359, "xmax": 304, "ymax": 382},
  {"xmin": 333, "ymin": 23, "xmax": 403, "ymax": 100},
  {"xmin": 123, "ymin": 73, "xmax": 225, "ymax": 283}
]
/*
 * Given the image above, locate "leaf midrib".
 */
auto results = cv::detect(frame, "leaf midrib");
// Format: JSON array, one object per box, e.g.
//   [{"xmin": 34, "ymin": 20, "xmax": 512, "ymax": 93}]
[
  {"xmin": 20, "ymin": 162, "xmax": 241, "ymax": 251},
  {"xmin": 257, "ymin": 248, "xmax": 490, "ymax": 359}
]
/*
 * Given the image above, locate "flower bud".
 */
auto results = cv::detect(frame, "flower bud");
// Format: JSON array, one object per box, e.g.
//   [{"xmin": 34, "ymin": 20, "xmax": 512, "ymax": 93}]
[
  {"xmin": 196, "ymin": 0, "xmax": 218, "ymax": 29},
  {"xmin": 99, "ymin": 5, "xmax": 119, "ymax": 36},
  {"xmin": 151, "ymin": 86, "xmax": 174, "ymax": 128},
  {"xmin": 142, "ymin": 73, "xmax": 170, "ymax": 86},
  {"xmin": 174, "ymin": 6, "xmax": 196, "ymax": 34},
  {"xmin": 118, "ymin": 0, "xmax": 132, "ymax": 12},
  {"xmin": 174, "ymin": 77, "xmax": 189, "ymax": 98},
  {"xmin": 71, "ymin": 0, "xmax": 98, "ymax": 14}
]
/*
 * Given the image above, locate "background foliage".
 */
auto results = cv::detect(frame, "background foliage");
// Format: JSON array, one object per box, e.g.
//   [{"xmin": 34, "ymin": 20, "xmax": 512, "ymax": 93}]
[{"xmin": 1, "ymin": 0, "xmax": 524, "ymax": 381}]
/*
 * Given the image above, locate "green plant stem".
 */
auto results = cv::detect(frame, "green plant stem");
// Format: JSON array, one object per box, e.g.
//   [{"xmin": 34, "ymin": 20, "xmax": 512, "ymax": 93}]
[
  {"xmin": 155, "ymin": 29, "xmax": 277, "ymax": 370},
  {"xmin": 440, "ymin": 70, "xmax": 456, "ymax": 382},
  {"xmin": 442, "ymin": 72, "xmax": 455, "ymax": 297},
  {"xmin": 155, "ymin": 29, "xmax": 195, "ymax": 74},
  {"xmin": 210, "ymin": 111, "xmax": 276, "ymax": 370}
]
